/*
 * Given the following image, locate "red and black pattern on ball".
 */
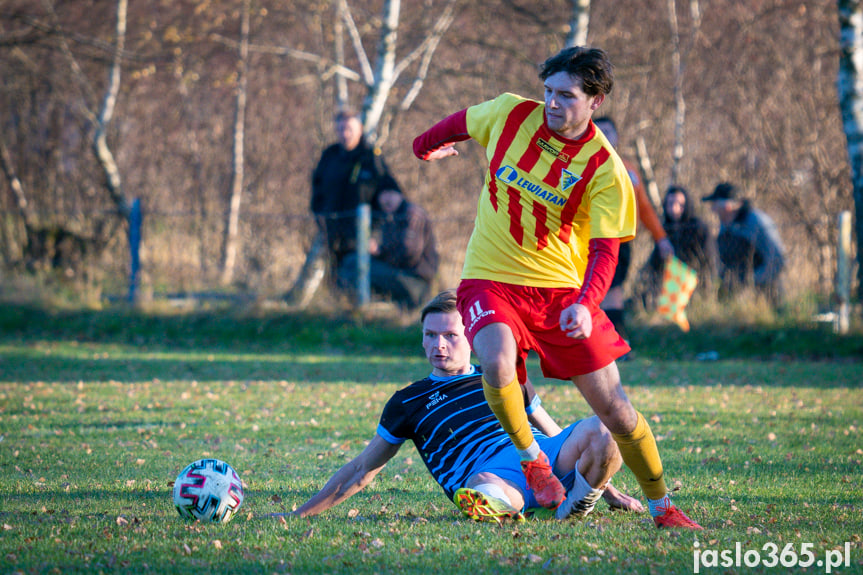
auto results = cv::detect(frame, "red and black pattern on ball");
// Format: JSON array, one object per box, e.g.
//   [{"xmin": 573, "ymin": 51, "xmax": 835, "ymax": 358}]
[
  {"xmin": 227, "ymin": 467, "xmax": 243, "ymax": 507},
  {"xmin": 175, "ymin": 458, "xmax": 243, "ymax": 521},
  {"xmin": 176, "ymin": 468, "xmax": 207, "ymax": 515}
]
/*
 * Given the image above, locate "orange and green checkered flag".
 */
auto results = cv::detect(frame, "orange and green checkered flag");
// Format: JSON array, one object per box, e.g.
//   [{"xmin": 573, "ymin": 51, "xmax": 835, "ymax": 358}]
[{"xmin": 656, "ymin": 256, "xmax": 698, "ymax": 332}]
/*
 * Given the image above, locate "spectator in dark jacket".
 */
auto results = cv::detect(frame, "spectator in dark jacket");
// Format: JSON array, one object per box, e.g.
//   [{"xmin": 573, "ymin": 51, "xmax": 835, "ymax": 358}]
[
  {"xmin": 310, "ymin": 109, "xmax": 390, "ymax": 267},
  {"xmin": 640, "ymin": 185, "xmax": 717, "ymax": 308},
  {"xmin": 703, "ymin": 182, "xmax": 786, "ymax": 305},
  {"xmin": 338, "ymin": 174, "xmax": 439, "ymax": 309},
  {"xmin": 285, "ymin": 109, "xmax": 391, "ymax": 307}
]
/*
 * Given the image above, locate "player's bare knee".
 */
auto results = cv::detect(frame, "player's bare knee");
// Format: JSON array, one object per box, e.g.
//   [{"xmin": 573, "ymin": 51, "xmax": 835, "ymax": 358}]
[
  {"xmin": 597, "ymin": 400, "xmax": 638, "ymax": 435},
  {"xmin": 596, "ymin": 425, "xmax": 623, "ymax": 474},
  {"xmin": 581, "ymin": 418, "xmax": 622, "ymax": 483},
  {"xmin": 480, "ymin": 356, "xmax": 517, "ymax": 385}
]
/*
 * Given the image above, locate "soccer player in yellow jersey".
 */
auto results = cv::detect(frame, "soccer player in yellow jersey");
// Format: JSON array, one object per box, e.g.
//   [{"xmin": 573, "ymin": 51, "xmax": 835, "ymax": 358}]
[{"xmin": 413, "ymin": 46, "xmax": 701, "ymax": 529}]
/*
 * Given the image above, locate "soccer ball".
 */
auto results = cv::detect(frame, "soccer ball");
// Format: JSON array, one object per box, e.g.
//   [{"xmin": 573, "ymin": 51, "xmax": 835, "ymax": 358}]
[{"xmin": 172, "ymin": 458, "xmax": 244, "ymax": 523}]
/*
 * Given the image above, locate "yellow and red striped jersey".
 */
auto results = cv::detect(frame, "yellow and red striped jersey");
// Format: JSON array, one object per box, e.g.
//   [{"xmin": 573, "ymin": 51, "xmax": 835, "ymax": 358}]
[{"xmin": 455, "ymin": 93, "xmax": 636, "ymax": 287}]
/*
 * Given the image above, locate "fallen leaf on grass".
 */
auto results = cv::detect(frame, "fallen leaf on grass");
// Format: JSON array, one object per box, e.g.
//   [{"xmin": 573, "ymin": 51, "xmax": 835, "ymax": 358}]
[
  {"xmin": 213, "ymin": 540, "xmax": 222, "ymax": 549},
  {"xmin": 116, "ymin": 516, "xmax": 128, "ymax": 526},
  {"xmin": 182, "ymin": 543, "xmax": 192, "ymax": 555},
  {"xmin": 527, "ymin": 554, "xmax": 543, "ymax": 563}
]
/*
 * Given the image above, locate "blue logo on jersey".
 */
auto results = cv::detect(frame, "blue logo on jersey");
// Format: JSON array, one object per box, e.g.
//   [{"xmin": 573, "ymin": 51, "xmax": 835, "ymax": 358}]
[
  {"xmin": 561, "ymin": 168, "xmax": 580, "ymax": 192},
  {"xmin": 496, "ymin": 165, "xmax": 518, "ymax": 184},
  {"xmin": 495, "ymin": 164, "xmax": 568, "ymax": 207}
]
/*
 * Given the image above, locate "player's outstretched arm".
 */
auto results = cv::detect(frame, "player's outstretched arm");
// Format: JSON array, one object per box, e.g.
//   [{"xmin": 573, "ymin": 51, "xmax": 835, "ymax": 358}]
[
  {"xmin": 291, "ymin": 434, "xmax": 401, "ymax": 517},
  {"xmin": 413, "ymin": 109, "xmax": 470, "ymax": 161}
]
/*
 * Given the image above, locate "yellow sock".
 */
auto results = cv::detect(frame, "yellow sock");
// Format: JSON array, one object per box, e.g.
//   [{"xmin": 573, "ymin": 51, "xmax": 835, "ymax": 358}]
[
  {"xmin": 610, "ymin": 411, "xmax": 668, "ymax": 500},
  {"xmin": 482, "ymin": 376, "xmax": 534, "ymax": 451}
]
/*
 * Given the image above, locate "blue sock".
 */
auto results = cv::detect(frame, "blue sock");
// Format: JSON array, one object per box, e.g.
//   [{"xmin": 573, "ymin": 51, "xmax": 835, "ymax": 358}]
[{"xmin": 647, "ymin": 495, "xmax": 672, "ymax": 517}]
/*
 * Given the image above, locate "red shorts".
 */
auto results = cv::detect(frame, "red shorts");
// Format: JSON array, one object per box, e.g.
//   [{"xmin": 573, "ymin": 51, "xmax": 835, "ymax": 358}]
[{"xmin": 457, "ymin": 279, "xmax": 629, "ymax": 382}]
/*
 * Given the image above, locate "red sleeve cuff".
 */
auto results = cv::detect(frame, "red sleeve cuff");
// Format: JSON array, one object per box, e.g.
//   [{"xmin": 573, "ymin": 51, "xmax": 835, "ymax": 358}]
[
  {"xmin": 413, "ymin": 109, "xmax": 470, "ymax": 160},
  {"xmin": 575, "ymin": 238, "xmax": 620, "ymax": 310}
]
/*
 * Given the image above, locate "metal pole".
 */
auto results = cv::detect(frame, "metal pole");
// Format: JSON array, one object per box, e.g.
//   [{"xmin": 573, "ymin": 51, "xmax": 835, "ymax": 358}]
[
  {"xmin": 128, "ymin": 197, "xmax": 141, "ymax": 303},
  {"xmin": 356, "ymin": 203, "xmax": 371, "ymax": 307}
]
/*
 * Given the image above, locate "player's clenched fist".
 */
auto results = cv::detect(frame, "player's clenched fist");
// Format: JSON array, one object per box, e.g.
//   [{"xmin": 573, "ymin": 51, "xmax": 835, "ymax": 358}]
[{"xmin": 560, "ymin": 303, "xmax": 592, "ymax": 339}]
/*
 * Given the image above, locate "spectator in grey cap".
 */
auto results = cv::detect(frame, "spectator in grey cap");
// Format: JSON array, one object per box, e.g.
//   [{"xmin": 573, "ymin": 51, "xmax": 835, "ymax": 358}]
[{"xmin": 703, "ymin": 182, "xmax": 785, "ymax": 305}]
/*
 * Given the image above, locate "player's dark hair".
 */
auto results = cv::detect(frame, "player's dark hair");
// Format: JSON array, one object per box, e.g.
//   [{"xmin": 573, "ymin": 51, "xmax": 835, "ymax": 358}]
[
  {"xmin": 539, "ymin": 47, "xmax": 614, "ymax": 96},
  {"xmin": 421, "ymin": 289, "xmax": 458, "ymax": 322}
]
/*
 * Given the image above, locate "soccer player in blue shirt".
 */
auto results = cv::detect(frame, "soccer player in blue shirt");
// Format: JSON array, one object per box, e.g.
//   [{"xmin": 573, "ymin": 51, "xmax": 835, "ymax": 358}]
[{"xmin": 286, "ymin": 289, "xmax": 642, "ymax": 522}]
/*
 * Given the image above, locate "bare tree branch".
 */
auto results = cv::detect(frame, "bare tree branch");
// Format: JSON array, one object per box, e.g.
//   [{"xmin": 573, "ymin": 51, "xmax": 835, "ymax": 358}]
[
  {"xmin": 393, "ymin": 0, "xmax": 456, "ymax": 107},
  {"xmin": 0, "ymin": 135, "xmax": 35, "ymax": 229},
  {"xmin": 210, "ymin": 33, "xmax": 361, "ymax": 82},
  {"xmin": 40, "ymin": 0, "xmax": 97, "ymax": 123},
  {"xmin": 340, "ymin": 0, "xmax": 375, "ymax": 85},
  {"xmin": 636, "ymin": 135, "xmax": 663, "ymax": 210}
]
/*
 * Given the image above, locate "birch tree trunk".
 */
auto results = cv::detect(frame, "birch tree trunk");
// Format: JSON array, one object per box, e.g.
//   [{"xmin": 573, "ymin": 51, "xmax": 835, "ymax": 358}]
[
  {"xmin": 221, "ymin": 0, "xmax": 250, "ymax": 285},
  {"xmin": 93, "ymin": 0, "xmax": 130, "ymax": 219},
  {"xmin": 565, "ymin": 0, "xmax": 591, "ymax": 48},
  {"xmin": 837, "ymin": 0, "xmax": 863, "ymax": 300},
  {"xmin": 668, "ymin": 0, "xmax": 685, "ymax": 185},
  {"xmin": 361, "ymin": 0, "xmax": 399, "ymax": 140}
]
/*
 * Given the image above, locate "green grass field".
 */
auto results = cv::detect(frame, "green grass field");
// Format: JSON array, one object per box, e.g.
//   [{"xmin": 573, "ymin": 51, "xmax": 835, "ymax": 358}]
[{"xmin": 0, "ymin": 305, "xmax": 861, "ymax": 574}]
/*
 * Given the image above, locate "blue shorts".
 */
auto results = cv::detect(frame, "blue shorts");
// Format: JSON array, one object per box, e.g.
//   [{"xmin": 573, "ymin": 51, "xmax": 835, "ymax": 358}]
[{"xmin": 476, "ymin": 420, "xmax": 583, "ymax": 510}]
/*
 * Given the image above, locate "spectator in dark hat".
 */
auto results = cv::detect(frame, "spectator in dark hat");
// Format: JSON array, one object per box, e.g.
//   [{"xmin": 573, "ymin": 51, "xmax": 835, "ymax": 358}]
[
  {"xmin": 337, "ymin": 174, "xmax": 439, "ymax": 309},
  {"xmin": 703, "ymin": 182, "xmax": 785, "ymax": 305}
]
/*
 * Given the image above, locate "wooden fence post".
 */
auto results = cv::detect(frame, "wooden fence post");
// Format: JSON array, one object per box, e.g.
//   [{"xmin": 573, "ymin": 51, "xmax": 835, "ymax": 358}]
[{"xmin": 836, "ymin": 210, "xmax": 852, "ymax": 334}]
